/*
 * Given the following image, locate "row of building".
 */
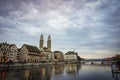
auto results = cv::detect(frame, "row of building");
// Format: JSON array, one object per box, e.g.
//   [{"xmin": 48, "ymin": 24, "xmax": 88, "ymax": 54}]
[{"xmin": 0, "ymin": 35, "xmax": 80, "ymax": 63}]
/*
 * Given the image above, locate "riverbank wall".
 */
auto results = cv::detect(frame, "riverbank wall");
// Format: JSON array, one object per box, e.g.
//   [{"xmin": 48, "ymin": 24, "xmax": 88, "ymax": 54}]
[{"xmin": 0, "ymin": 62, "xmax": 67, "ymax": 67}]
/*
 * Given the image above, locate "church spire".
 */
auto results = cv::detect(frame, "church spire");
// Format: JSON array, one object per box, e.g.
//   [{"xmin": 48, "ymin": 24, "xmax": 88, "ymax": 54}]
[
  {"xmin": 47, "ymin": 35, "xmax": 51, "ymax": 51},
  {"xmin": 40, "ymin": 34, "xmax": 43, "ymax": 40},
  {"xmin": 39, "ymin": 34, "xmax": 44, "ymax": 51},
  {"xmin": 48, "ymin": 35, "xmax": 51, "ymax": 40}
]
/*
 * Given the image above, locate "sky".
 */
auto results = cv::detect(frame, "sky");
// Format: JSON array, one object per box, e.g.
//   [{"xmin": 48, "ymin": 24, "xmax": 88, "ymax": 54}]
[{"xmin": 0, "ymin": 0, "xmax": 120, "ymax": 58}]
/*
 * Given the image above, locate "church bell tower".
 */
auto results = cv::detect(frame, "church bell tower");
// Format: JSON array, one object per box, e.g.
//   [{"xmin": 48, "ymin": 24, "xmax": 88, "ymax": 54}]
[
  {"xmin": 47, "ymin": 35, "xmax": 51, "ymax": 51},
  {"xmin": 39, "ymin": 34, "xmax": 44, "ymax": 51}
]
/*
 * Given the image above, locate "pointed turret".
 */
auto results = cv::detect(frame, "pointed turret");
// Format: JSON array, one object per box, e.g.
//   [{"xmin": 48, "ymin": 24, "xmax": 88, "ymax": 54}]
[
  {"xmin": 40, "ymin": 34, "xmax": 43, "ymax": 40},
  {"xmin": 48, "ymin": 35, "xmax": 51, "ymax": 40}
]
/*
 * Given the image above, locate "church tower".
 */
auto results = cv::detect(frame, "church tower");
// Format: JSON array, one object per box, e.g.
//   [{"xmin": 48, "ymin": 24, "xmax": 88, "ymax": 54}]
[
  {"xmin": 47, "ymin": 35, "xmax": 51, "ymax": 51},
  {"xmin": 39, "ymin": 34, "xmax": 44, "ymax": 51}
]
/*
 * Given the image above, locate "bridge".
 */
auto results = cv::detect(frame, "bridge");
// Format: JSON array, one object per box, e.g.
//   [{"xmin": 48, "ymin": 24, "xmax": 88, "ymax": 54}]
[{"xmin": 79, "ymin": 60, "xmax": 115, "ymax": 65}]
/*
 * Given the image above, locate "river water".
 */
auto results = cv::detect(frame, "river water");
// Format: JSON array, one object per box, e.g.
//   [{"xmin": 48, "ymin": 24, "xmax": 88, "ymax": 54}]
[{"xmin": 0, "ymin": 64, "xmax": 119, "ymax": 80}]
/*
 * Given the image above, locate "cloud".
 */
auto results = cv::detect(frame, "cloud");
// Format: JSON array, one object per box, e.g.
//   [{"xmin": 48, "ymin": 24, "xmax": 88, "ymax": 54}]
[{"xmin": 0, "ymin": 0, "xmax": 120, "ymax": 58}]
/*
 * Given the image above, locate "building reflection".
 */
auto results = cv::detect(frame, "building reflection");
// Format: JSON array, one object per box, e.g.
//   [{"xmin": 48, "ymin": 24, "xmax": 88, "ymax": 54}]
[
  {"xmin": 65, "ymin": 64, "xmax": 80, "ymax": 74},
  {"xmin": 25, "ymin": 66, "xmax": 52, "ymax": 80},
  {"xmin": 39, "ymin": 66, "xmax": 51, "ymax": 80},
  {"xmin": 0, "ymin": 64, "xmax": 81, "ymax": 80},
  {"xmin": 52, "ymin": 65, "xmax": 64, "ymax": 75},
  {"xmin": 0, "ymin": 69, "xmax": 6, "ymax": 80},
  {"xmin": 24, "ymin": 69, "xmax": 29, "ymax": 80},
  {"xmin": 27, "ymin": 67, "xmax": 41, "ymax": 80},
  {"xmin": 0, "ymin": 67, "xmax": 23, "ymax": 80}
]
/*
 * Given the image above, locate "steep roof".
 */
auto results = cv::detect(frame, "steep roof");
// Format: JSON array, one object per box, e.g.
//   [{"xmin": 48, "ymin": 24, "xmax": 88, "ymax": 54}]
[
  {"xmin": 9, "ymin": 44, "xmax": 15, "ymax": 46},
  {"xmin": 0, "ymin": 42, "xmax": 9, "ymax": 49},
  {"xmin": 54, "ymin": 51, "xmax": 62, "ymax": 53},
  {"xmin": 0, "ymin": 42, "xmax": 9, "ymax": 47},
  {"xmin": 24, "ymin": 44, "xmax": 40, "ymax": 53},
  {"xmin": 43, "ymin": 47, "xmax": 48, "ymax": 49},
  {"xmin": 65, "ymin": 51, "xmax": 77, "ymax": 55}
]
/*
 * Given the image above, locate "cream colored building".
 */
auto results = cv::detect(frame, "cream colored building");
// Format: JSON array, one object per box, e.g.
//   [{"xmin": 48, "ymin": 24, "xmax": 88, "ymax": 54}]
[
  {"xmin": 39, "ymin": 52, "xmax": 46, "ymax": 62},
  {"xmin": 9, "ymin": 44, "xmax": 18, "ymax": 62},
  {"xmin": 64, "ymin": 51, "xmax": 78, "ymax": 61},
  {"xmin": 19, "ymin": 44, "xmax": 41, "ymax": 63},
  {"xmin": 40, "ymin": 51, "xmax": 54, "ymax": 62}
]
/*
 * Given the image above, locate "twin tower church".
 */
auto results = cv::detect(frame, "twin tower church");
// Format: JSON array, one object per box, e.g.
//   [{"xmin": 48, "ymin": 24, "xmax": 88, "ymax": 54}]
[{"xmin": 39, "ymin": 34, "xmax": 51, "ymax": 52}]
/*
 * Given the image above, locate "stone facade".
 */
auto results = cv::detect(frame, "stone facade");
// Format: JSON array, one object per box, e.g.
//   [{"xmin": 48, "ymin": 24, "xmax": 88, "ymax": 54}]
[
  {"xmin": 47, "ymin": 35, "xmax": 51, "ymax": 51},
  {"xmin": 19, "ymin": 44, "xmax": 41, "ymax": 63},
  {"xmin": 40, "ymin": 51, "xmax": 54, "ymax": 62},
  {"xmin": 39, "ymin": 34, "xmax": 54, "ymax": 62},
  {"xmin": 39, "ymin": 34, "xmax": 44, "ymax": 51},
  {"xmin": 39, "ymin": 52, "xmax": 47, "ymax": 62},
  {"xmin": 39, "ymin": 34, "xmax": 51, "ymax": 52},
  {"xmin": 9, "ymin": 44, "xmax": 18, "ymax": 62}
]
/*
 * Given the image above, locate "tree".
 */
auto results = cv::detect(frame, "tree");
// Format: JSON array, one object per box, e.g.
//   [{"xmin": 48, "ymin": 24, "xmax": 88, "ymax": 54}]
[
  {"xmin": 0, "ymin": 42, "xmax": 10, "ymax": 63},
  {"xmin": 77, "ymin": 56, "xmax": 83, "ymax": 61},
  {"xmin": 112, "ymin": 54, "xmax": 120, "ymax": 61}
]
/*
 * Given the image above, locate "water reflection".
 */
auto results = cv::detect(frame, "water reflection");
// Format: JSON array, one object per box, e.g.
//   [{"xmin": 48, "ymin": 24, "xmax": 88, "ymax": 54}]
[
  {"xmin": 52, "ymin": 65, "xmax": 64, "ymax": 75},
  {"xmin": 65, "ymin": 64, "xmax": 80, "ymax": 74},
  {"xmin": 0, "ymin": 64, "xmax": 115, "ymax": 80}
]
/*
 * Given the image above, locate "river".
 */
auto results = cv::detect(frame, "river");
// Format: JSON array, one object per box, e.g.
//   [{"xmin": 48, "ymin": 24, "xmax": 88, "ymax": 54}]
[{"xmin": 0, "ymin": 64, "xmax": 119, "ymax": 80}]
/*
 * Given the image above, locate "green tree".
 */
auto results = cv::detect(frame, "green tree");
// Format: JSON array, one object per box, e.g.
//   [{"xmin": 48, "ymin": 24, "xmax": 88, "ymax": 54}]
[{"xmin": 112, "ymin": 54, "xmax": 120, "ymax": 61}]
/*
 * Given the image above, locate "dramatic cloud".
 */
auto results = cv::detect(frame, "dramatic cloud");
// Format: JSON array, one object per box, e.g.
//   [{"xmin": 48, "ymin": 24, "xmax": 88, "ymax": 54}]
[{"xmin": 0, "ymin": 0, "xmax": 120, "ymax": 58}]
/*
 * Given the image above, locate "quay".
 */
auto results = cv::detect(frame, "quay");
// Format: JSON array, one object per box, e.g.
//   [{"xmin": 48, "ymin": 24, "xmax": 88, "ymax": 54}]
[
  {"xmin": 0, "ymin": 62, "xmax": 66, "ymax": 67},
  {"xmin": 0, "ymin": 61, "xmax": 114, "ymax": 68}
]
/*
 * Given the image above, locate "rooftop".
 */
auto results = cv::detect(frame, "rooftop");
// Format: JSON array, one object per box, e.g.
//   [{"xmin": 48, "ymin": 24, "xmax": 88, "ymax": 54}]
[
  {"xmin": 65, "ymin": 51, "xmax": 77, "ymax": 55},
  {"xmin": 24, "ymin": 44, "xmax": 40, "ymax": 53}
]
